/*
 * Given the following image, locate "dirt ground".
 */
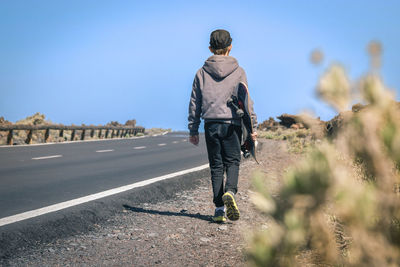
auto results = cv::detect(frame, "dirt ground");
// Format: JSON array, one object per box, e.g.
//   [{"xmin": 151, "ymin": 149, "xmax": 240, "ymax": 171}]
[{"xmin": 2, "ymin": 139, "xmax": 298, "ymax": 267}]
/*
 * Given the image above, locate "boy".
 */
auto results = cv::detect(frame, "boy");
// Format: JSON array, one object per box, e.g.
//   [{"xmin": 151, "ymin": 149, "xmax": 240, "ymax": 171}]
[{"xmin": 188, "ymin": 29, "xmax": 257, "ymax": 222}]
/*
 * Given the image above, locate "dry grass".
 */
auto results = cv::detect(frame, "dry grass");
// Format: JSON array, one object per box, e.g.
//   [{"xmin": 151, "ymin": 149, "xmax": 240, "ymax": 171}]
[{"xmin": 259, "ymin": 128, "xmax": 313, "ymax": 154}]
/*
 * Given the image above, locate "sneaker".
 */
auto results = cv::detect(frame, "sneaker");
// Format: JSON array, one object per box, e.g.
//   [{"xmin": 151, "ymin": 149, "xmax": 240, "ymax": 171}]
[
  {"xmin": 212, "ymin": 208, "xmax": 226, "ymax": 223},
  {"xmin": 222, "ymin": 191, "xmax": 240, "ymax": 221}
]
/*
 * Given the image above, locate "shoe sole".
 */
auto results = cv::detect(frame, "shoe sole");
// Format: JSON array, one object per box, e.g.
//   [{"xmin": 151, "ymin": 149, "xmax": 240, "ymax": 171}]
[
  {"xmin": 222, "ymin": 192, "xmax": 240, "ymax": 221},
  {"xmin": 212, "ymin": 216, "xmax": 226, "ymax": 223}
]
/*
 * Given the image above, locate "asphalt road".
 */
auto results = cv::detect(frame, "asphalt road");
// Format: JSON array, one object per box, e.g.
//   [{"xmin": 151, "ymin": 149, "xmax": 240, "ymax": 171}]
[{"xmin": 0, "ymin": 132, "xmax": 208, "ymax": 220}]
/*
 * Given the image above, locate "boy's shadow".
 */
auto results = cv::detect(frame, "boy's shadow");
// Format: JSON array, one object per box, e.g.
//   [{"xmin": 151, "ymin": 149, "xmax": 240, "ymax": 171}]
[{"xmin": 123, "ymin": 204, "xmax": 213, "ymax": 222}]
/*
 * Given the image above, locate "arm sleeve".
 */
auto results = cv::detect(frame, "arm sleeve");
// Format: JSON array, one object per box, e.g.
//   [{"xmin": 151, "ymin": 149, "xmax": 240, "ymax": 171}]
[
  {"xmin": 249, "ymin": 98, "xmax": 258, "ymax": 131},
  {"xmin": 188, "ymin": 73, "xmax": 202, "ymax": 136}
]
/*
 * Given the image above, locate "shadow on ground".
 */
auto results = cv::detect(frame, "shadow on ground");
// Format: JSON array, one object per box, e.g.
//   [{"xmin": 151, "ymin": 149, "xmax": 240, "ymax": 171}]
[{"xmin": 123, "ymin": 205, "xmax": 212, "ymax": 222}]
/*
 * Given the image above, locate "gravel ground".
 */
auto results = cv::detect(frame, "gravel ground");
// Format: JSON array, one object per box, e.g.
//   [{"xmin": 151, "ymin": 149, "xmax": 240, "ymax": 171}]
[{"xmin": 2, "ymin": 139, "xmax": 297, "ymax": 266}]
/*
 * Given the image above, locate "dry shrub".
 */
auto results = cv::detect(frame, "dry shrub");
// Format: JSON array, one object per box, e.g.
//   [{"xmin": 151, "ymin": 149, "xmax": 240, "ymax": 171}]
[
  {"xmin": 11, "ymin": 112, "xmax": 53, "ymax": 144},
  {"xmin": 248, "ymin": 44, "xmax": 400, "ymax": 266},
  {"xmin": 258, "ymin": 128, "xmax": 313, "ymax": 154}
]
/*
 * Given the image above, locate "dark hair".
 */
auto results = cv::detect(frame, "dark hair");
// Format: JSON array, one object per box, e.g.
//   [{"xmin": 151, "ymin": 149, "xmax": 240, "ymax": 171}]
[{"xmin": 211, "ymin": 46, "xmax": 230, "ymax": 55}]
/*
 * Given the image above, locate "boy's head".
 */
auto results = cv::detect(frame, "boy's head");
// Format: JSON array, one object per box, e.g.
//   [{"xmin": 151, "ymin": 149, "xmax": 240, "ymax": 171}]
[{"xmin": 209, "ymin": 29, "xmax": 232, "ymax": 55}]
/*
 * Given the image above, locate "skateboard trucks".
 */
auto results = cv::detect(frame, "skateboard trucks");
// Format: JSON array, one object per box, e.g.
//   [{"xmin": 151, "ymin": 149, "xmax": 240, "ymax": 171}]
[{"xmin": 227, "ymin": 96, "xmax": 244, "ymax": 117}]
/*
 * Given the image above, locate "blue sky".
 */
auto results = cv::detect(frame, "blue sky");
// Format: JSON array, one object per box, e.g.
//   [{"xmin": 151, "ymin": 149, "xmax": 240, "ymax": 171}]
[{"xmin": 1, "ymin": 1, "xmax": 399, "ymax": 130}]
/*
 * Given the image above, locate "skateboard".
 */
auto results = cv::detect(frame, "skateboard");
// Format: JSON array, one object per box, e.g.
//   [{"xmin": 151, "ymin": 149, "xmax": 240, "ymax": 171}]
[{"xmin": 227, "ymin": 82, "xmax": 259, "ymax": 164}]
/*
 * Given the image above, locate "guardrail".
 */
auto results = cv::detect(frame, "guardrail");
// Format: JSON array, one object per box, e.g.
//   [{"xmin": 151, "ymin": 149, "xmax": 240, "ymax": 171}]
[{"xmin": 0, "ymin": 125, "xmax": 145, "ymax": 145}]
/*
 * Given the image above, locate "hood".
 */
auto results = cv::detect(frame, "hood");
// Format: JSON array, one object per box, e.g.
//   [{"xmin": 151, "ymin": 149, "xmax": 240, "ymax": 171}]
[{"xmin": 203, "ymin": 55, "xmax": 239, "ymax": 79}]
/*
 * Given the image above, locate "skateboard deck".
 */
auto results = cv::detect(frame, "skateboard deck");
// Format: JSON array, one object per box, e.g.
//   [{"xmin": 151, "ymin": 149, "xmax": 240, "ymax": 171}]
[{"xmin": 229, "ymin": 82, "xmax": 259, "ymax": 164}]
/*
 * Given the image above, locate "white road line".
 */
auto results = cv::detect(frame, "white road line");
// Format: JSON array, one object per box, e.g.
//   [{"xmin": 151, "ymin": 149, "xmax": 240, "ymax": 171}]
[
  {"xmin": 32, "ymin": 155, "xmax": 63, "ymax": 160},
  {"xmin": 172, "ymin": 141, "xmax": 179, "ymax": 144},
  {"xmin": 162, "ymin": 131, "xmax": 169, "ymax": 135},
  {"xmin": 158, "ymin": 143, "xmax": 166, "ymax": 146},
  {"xmin": 95, "ymin": 149, "xmax": 114, "ymax": 153},
  {"xmin": 0, "ymin": 164, "xmax": 209, "ymax": 227},
  {"xmin": 133, "ymin": 146, "xmax": 146, "ymax": 150},
  {"xmin": 182, "ymin": 139, "xmax": 187, "ymax": 142}
]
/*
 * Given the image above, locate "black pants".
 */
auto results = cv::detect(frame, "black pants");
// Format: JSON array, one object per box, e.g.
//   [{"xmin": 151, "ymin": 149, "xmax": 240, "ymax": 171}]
[{"xmin": 205, "ymin": 122, "xmax": 241, "ymax": 207}]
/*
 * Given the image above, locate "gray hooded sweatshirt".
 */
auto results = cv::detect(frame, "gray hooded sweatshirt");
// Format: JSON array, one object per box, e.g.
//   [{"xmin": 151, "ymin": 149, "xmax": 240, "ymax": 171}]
[{"xmin": 188, "ymin": 55, "xmax": 257, "ymax": 135}]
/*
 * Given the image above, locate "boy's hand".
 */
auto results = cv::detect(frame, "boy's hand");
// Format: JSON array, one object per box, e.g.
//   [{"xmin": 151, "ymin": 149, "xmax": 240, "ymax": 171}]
[
  {"xmin": 251, "ymin": 132, "xmax": 258, "ymax": 141},
  {"xmin": 189, "ymin": 135, "xmax": 199, "ymax": 146}
]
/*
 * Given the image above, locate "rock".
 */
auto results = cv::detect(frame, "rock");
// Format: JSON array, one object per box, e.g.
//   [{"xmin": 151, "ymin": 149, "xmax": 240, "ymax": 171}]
[
  {"xmin": 48, "ymin": 248, "xmax": 55, "ymax": 253},
  {"xmin": 148, "ymin": 233, "xmax": 158, "ymax": 238},
  {"xmin": 277, "ymin": 114, "xmax": 297, "ymax": 128},
  {"xmin": 218, "ymin": 225, "xmax": 228, "ymax": 231},
  {"xmin": 125, "ymin": 119, "xmax": 136, "ymax": 127},
  {"xmin": 277, "ymin": 113, "xmax": 325, "ymax": 131},
  {"xmin": 16, "ymin": 112, "xmax": 49, "ymax": 126},
  {"xmin": 106, "ymin": 121, "xmax": 123, "ymax": 127},
  {"xmin": 258, "ymin": 117, "xmax": 280, "ymax": 131},
  {"xmin": 0, "ymin": 116, "xmax": 12, "ymax": 125},
  {"xmin": 168, "ymin": 233, "xmax": 181, "ymax": 239},
  {"xmin": 177, "ymin": 228, "xmax": 187, "ymax": 233},
  {"xmin": 276, "ymin": 113, "xmax": 326, "ymax": 138},
  {"xmin": 200, "ymin": 237, "xmax": 210, "ymax": 243},
  {"xmin": 325, "ymin": 110, "xmax": 353, "ymax": 137}
]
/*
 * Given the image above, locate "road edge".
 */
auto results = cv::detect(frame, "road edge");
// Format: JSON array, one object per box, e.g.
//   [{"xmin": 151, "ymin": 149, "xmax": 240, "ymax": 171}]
[{"xmin": 0, "ymin": 166, "xmax": 210, "ymax": 260}]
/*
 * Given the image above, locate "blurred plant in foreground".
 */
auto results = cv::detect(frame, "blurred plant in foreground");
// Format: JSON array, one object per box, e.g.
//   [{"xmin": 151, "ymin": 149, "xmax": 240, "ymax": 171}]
[{"xmin": 248, "ymin": 42, "xmax": 400, "ymax": 266}]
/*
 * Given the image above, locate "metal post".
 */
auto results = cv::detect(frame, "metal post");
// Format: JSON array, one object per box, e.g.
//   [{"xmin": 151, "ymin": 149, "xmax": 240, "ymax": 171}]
[
  {"xmin": 26, "ymin": 130, "xmax": 33, "ymax": 144},
  {"xmin": 45, "ymin": 129, "xmax": 50, "ymax": 143},
  {"xmin": 7, "ymin": 130, "xmax": 13, "ymax": 145},
  {"xmin": 71, "ymin": 130, "xmax": 76, "ymax": 141}
]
